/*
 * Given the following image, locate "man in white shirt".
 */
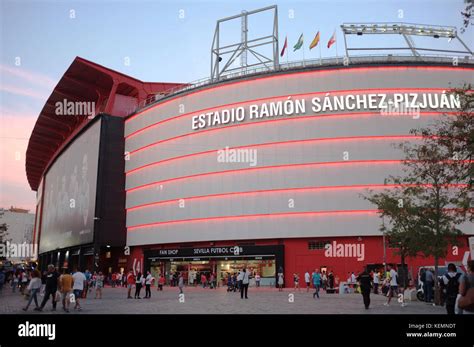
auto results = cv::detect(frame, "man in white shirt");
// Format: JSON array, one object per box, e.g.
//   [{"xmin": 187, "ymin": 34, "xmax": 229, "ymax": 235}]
[
  {"xmin": 144, "ymin": 271, "xmax": 153, "ymax": 299},
  {"xmin": 304, "ymin": 271, "xmax": 311, "ymax": 292},
  {"xmin": 350, "ymin": 272, "xmax": 357, "ymax": 288},
  {"xmin": 373, "ymin": 271, "xmax": 380, "ymax": 294},
  {"xmin": 384, "ymin": 265, "xmax": 405, "ymax": 307},
  {"xmin": 72, "ymin": 268, "xmax": 86, "ymax": 311}
]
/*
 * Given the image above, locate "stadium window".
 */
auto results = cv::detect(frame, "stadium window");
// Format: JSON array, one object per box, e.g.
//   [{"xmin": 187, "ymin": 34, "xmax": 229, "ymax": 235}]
[{"xmin": 308, "ymin": 241, "xmax": 330, "ymax": 250}]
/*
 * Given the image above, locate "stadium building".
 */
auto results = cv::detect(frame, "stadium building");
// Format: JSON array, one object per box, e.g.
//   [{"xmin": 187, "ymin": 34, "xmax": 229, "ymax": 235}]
[{"xmin": 26, "ymin": 17, "xmax": 474, "ymax": 285}]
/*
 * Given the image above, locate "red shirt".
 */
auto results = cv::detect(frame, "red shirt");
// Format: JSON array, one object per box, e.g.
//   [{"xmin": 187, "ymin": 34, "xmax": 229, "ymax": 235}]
[
  {"xmin": 127, "ymin": 273, "xmax": 135, "ymax": 285},
  {"xmin": 158, "ymin": 277, "xmax": 165, "ymax": 285}
]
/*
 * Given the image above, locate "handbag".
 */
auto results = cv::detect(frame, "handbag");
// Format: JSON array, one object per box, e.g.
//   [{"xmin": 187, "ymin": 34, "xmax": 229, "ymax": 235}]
[{"xmin": 458, "ymin": 287, "xmax": 474, "ymax": 311}]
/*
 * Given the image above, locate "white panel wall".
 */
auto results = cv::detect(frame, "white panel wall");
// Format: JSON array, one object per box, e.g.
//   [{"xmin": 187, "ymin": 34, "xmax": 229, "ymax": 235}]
[{"xmin": 125, "ymin": 65, "xmax": 474, "ymax": 246}]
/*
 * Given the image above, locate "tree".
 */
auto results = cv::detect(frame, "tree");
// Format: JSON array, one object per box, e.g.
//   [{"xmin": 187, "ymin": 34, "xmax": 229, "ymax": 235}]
[
  {"xmin": 365, "ymin": 87, "xmax": 473, "ymax": 305},
  {"xmin": 364, "ymin": 183, "xmax": 424, "ymax": 288},
  {"xmin": 411, "ymin": 86, "xmax": 474, "ymax": 222},
  {"xmin": 461, "ymin": 0, "xmax": 473, "ymax": 33}
]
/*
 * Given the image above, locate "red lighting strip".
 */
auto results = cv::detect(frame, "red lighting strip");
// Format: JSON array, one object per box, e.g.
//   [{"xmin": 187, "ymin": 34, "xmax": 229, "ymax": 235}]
[
  {"xmin": 125, "ymin": 87, "xmax": 449, "ymax": 139},
  {"xmin": 127, "ymin": 111, "xmax": 453, "ymax": 157},
  {"xmin": 127, "ymin": 209, "xmax": 380, "ymax": 230},
  {"xmin": 126, "ymin": 159, "xmax": 403, "ymax": 193},
  {"xmin": 126, "ymin": 135, "xmax": 422, "ymax": 176},
  {"xmin": 126, "ymin": 66, "xmax": 473, "ymax": 124},
  {"xmin": 126, "ymin": 183, "xmax": 467, "ymax": 212}
]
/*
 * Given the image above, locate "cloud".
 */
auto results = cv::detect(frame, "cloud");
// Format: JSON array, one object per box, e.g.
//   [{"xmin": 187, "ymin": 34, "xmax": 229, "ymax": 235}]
[
  {"xmin": 0, "ymin": 64, "xmax": 56, "ymax": 90},
  {"xmin": 0, "ymin": 84, "xmax": 50, "ymax": 101}
]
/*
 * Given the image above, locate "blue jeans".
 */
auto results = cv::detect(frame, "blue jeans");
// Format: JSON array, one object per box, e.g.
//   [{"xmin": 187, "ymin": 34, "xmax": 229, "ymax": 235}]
[
  {"xmin": 25, "ymin": 288, "xmax": 40, "ymax": 309},
  {"xmin": 313, "ymin": 284, "xmax": 320, "ymax": 298},
  {"xmin": 424, "ymin": 282, "xmax": 433, "ymax": 302}
]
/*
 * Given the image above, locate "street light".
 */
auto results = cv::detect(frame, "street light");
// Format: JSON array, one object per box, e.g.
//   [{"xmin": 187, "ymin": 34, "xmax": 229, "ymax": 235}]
[{"xmin": 382, "ymin": 216, "xmax": 387, "ymax": 275}]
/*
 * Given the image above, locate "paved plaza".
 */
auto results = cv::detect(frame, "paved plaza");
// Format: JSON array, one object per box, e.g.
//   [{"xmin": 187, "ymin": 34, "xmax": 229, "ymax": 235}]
[{"xmin": 0, "ymin": 286, "xmax": 445, "ymax": 315}]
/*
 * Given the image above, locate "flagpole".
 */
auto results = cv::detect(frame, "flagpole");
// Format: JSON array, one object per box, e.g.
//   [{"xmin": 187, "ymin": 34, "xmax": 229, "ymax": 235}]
[
  {"xmin": 319, "ymin": 29, "xmax": 322, "ymax": 65},
  {"xmin": 335, "ymin": 30, "xmax": 339, "ymax": 64},
  {"xmin": 302, "ymin": 40, "xmax": 305, "ymax": 67}
]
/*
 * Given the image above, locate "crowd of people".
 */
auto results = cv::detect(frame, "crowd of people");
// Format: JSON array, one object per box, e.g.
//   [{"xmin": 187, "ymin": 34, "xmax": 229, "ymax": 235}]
[
  {"xmin": 1, "ymin": 261, "xmax": 472, "ymax": 314},
  {"xmin": 0, "ymin": 265, "xmax": 106, "ymax": 312},
  {"xmin": 347, "ymin": 262, "xmax": 474, "ymax": 314}
]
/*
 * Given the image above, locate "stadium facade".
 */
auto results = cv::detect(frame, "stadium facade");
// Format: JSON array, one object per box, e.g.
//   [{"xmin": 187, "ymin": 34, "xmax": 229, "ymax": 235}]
[{"xmin": 27, "ymin": 55, "xmax": 474, "ymax": 286}]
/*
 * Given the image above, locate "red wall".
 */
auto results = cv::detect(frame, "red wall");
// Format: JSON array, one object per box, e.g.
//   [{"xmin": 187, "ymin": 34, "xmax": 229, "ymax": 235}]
[
  {"xmin": 283, "ymin": 235, "xmax": 471, "ymax": 285},
  {"xmin": 127, "ymin": 235, "xmax": 471, "ymax": 286}
]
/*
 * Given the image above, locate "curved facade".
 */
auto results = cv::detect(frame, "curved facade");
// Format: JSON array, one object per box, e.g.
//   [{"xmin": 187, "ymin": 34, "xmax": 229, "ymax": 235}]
[{"xmin": 125, "ymin": 63, "xmax": 473, "ymax": 247}]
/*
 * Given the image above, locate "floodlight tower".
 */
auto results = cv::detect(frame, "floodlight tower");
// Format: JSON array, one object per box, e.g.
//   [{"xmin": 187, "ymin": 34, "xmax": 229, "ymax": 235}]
[
  {"xmin": 340, "ymin": 23, "xmax": 473, "ymax": 59},
  {"xmin": 211, "ymin": 5, "xmax": 279, "ymax": 82}
]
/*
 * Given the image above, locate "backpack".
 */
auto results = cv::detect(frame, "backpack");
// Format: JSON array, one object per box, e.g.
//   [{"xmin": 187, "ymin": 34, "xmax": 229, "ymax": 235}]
[
  {"xmin": 420, "ymin": 271, "xmax": 426, "ymax": 282},
  {"xmin": 445, "ymin": 273, "xmax": 461, "ymax": 298}
]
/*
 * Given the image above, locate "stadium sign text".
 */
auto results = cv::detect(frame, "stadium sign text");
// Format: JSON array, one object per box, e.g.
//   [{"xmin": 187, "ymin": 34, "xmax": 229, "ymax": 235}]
[{"xmin": 191, "ymin": 92, "xmax": 460, "ymax": 130}]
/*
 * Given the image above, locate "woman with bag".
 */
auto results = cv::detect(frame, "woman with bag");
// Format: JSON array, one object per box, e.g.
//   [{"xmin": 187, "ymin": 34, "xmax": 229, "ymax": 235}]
[{"xmin": 456, "ymin": 260, "xmax": 474, "ymax": 314}]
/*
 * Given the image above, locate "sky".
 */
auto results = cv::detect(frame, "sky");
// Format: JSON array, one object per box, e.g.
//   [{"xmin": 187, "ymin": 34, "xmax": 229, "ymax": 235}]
[{"xmin": 0, "ymin": 0, "xmax": 472, "ymax": 212}]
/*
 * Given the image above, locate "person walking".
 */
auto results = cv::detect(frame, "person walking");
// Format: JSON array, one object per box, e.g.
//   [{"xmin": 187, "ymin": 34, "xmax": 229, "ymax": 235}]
[
  {"xmin": 95, "ymin": 272, "xmax": 104, "ymax": 299},
  {"xmin": 178, "ymin": 272, "xmax": 184, "ymax": 294},
  {"xmin": 255, "ymin": 273, "xmax": 261, "ymax": 288},
  {"xmin": 83, "ymin": 269, "xmax": 91, "ymax": 298},
  {"xmin": 312, "ymin": 269, "xmax": 322, "ymax": 299},
  {"xmin": 122, "ymin": 272, "xmax": 127, "ymax": 287},
  {"xmin": 111, "ymin": 273, "xmax": 117, "ymax": 288},
  {"xmin": 236, "ymin": 271, "xmax": 243, "ymax": 292},
  {"xmin": 20, "ymin": 271, "xmax": 29, "ymax": 295},
  {"xmin": 144, "ymin": 271, "xmax": 152, "ymax": 298},
  {"xmin": 424, "ymin": 268, "xmax": 434, "ymax": 304},
  {"xmin": 126, "ymin": 270, "xmax": 135, "ymax": 299},
  {"xmin": 22, "ymin": 270, "xmax": 42, "ymax": 311},
  {"xmin": 12, "ymin": 272, "xmax": 19, "ymax": 293},
  {"xmin": 209, "ymin": 273, "xmax": 215, "ymax": 289},
  {"xmin": 277, "ymin": 268, "xmax": 284, "ymax": 292},
  {"xmin": 293, "ymin": 273, "xmax": 300, "ymax": 291},
  {"xmin": 357, "ymin": 268, "xmax": 373, "ymax": 309},
  {"xmin": 373, "ymin": 270, "xmax": 380, "ymax": 294},
  {"xmin": 0, "ymin": 268, "xmax": 4, "ymax": 294},
  {"xmin": 328, "ymin": 270, "xmax": 335, "ymax": 291},
  {"xmin": 38, "ymin": 265, "xmax": 59, "ymax": 312},
  {"xmin": 157, "ymin": 274, "xmax": 164, "ymax": 291},
  {"xmin": 72, "ymin": 268, "xmax": 86, "ymax": 311},
  {"xmin": 442, "ymin": 263, "xmax": 462, "ymax": 315},
  {"xmin": 457, "ymin": 260, "xmax": 474, "ymax": 314},
  {"xmin": 304, "ymin": 271, "xmax": 311, "ymax": 292},
  {"xmin": 240, "ymin": 268, "xmax": 250, "ymax": 299},
  {"xmin": 321, "ymin": 271, "xmax": 328, "ymax": 291},
  {"xmin": 384, "ymin": 265, "xmax": 404, "ymax": 307},
  {"xmin": 59, "ymin": 269, "xmax": 73, "ymax": 312},
  {"xmin": 135, "ymin": 272, "xmax": 143, "ymax": 299}
]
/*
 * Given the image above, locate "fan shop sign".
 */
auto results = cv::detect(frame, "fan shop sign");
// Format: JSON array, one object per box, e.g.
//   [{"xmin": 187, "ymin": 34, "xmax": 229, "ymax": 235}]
[{"xmin": 156, "ymin": 246, "xmax": 244, "ymax": 258}]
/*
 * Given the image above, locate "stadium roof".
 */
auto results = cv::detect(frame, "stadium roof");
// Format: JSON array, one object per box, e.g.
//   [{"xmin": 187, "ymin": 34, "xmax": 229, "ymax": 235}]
[{"xmin": 26, "ymin": 56, "xmax": 185, "ymax": 191}]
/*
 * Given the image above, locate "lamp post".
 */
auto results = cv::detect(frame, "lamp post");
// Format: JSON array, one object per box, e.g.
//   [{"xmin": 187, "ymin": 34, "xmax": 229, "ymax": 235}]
[{"xmin": 382, "ymin": 216, "xmax": 387, "ymax": 275}]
